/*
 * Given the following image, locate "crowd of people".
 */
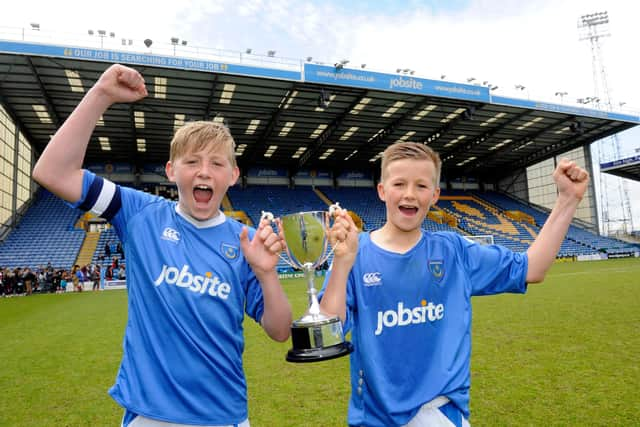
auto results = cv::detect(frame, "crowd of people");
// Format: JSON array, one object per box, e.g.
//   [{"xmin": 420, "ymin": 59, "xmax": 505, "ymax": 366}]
[{"xmin": 0, "ymin": 258, "xmax": 125, "ymax": 297}]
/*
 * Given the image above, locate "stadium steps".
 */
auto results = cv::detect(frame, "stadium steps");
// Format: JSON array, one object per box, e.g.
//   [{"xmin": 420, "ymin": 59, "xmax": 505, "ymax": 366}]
[
  {"xmin": 313, "ymin": 187, "xmax": 334, "ymax": 207},
  {"xmin": 222, "ymin": 194, "xmax": 234, "ymax": 211},
  {"xmin": 76, "ymin": 231, "xmax": 100, "ymax": 266}
]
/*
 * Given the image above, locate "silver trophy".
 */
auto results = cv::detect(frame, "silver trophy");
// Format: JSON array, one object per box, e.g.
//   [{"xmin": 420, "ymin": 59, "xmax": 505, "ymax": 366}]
[{"xmin": 262, "ymin": 204, "xmax": 353, "ymax": 363}]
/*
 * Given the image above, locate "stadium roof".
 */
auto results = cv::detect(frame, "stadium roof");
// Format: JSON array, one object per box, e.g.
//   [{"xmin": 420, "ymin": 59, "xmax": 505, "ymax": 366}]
[
  {"xmin": 601, "ymin": 154, "xmax": 640, "ymax": 182},
  {"xmin": 1, "ymin": 39, "xmax": 639, "ymax": 183}
]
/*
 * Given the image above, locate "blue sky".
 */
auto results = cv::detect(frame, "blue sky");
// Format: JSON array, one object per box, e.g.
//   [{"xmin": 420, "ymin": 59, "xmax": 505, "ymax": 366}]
[{"xmin": 2, "ymin": 0, "xmax": 640, "ymax": 231}]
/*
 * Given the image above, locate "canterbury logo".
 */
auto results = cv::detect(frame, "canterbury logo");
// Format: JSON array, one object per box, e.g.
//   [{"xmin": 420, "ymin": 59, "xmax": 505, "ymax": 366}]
[
  {"xmin": 162, "ymin": 227, "xmax": 180, "ymax": 242},
  {"xmin": 363, "ymin": 272, "xmax": 382, "ymax": 287}
]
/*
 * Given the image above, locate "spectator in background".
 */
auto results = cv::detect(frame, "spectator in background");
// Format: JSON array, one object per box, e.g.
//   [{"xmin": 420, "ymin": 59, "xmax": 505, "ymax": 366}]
[
  {"xmin": 116, "ymin": 241, "xmax": 124, "ymax": 259},
  {"xmin": 60, "ymin": 270, "xmax": 70, "ymax": 293},
  {"xmin": 3, "ymin": 268, "xmax": 15, "ymax": 296},
  {"xmin": 71, "ymin": 265, "xmax": 81, "ymax": 292},
  {"xmin": 0, "ymin": 267, "xmax": 5, "ymax": 296},
  {"xmin": 44, "ymin": 267, "xmax": 54, "ymax": 293},
  {"xmin": 14, "ymin": 267, "xmax": 24, "ymax": 295},
  {"xmin": 37, "ymin": 268, "xmax": 46, "ymax": 293},
  {"xmin": 91, "ymin": 264, "xmax": 101, "ymax": 291},
  {"xmin": 52, "ymin": 269, "xmax": 62, "ymax": 293},
  {"xmin": 105, "ymin": 265, "xmax": 113, "ymax": 281},
  {"xmin": 104, "ymin": 242, "xmax": 111, "ymax": 259},
  {"xmin": 8, "ymin": 268, "xmax": 17, "ymax": 296},
  {"xmin": 117, "ymin": 263, "xmax": 126, "ymax": 280},
  {"xmin": 22, "ymin": 267, "xmax": 36, "ymax": 296}
]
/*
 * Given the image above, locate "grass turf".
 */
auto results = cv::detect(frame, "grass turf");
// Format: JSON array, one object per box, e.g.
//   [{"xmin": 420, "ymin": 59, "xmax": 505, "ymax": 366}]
[{"xmin": 0, "ymin": 258, "xmax": 638, "ymax": 426}]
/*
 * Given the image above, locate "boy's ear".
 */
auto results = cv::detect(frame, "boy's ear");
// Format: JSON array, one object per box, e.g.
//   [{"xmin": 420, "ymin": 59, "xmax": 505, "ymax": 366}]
[
  {"xmin": 230, "ymin": 166, "xmax": 240, "ymax": 186},
  {"xmin": 432, "ymin": 187, "xmax": 441, "ymax": 205},
  {"xmin": 376, "ymin": 181, "xmax": 386, "ymax": 202},
  {"xmin": 165, "ymin": 161, "xmax": 176, "ymax": 182}
]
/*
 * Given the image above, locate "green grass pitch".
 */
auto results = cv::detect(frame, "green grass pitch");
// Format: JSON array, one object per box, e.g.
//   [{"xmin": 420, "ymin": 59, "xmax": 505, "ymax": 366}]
[{"xmin": 0, "ymin": 258, "xmax": 638, "ymax": 426}]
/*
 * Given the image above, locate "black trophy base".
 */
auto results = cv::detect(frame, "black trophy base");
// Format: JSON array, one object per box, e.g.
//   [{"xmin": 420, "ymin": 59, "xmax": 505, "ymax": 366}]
[{"xmin": 286, "ymin": 341, "xmax": 353, "ymax": 363}]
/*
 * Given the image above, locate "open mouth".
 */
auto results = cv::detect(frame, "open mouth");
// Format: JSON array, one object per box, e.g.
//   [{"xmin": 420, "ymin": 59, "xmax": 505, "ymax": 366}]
[
  {"xmin": 399, "ymin": 205, "xmax": 418, "ymax": 216},
  {"xmin": 193, "ymin": 185, "xmax": 213, "ymax": 204}
]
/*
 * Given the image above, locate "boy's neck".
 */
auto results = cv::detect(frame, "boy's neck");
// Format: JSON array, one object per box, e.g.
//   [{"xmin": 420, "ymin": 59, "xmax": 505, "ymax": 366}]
[
  {"xmin": 175, "ymin": 204, "xmax": 225, "ymax": 228},
  {"xmin": 371, "ymin": 224, "xmax": 423, "ymax": 254}
]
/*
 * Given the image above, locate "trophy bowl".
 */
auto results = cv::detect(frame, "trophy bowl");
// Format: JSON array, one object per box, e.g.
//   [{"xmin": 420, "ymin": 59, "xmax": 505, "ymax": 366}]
[{"xmin": 272, "ymin": 208, "xmax": 353, "ymax": 363}]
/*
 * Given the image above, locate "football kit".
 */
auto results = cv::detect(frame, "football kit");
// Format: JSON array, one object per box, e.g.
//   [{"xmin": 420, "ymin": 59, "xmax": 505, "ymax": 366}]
[
  {"xmin": 320, "ymin": 231, "xmax": 528, "ymax": 427},
  {"xmin": 72, "ymin": 170, "xmax": 264, "ymax": 425}
]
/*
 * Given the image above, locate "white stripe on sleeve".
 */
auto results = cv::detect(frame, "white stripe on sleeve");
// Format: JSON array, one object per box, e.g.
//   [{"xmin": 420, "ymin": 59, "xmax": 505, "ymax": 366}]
[{"xmin": 90, "ymin": 179, "xmax": 116, "ymax": 216}]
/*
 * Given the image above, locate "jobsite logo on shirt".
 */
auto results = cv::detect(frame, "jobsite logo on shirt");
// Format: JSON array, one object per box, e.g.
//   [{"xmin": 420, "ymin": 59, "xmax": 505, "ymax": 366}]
[
  {"xmin": 374, "ymin": 300, "xmax": 445, "ymax": 336},
  {"xmin": 154, "ymin": 264, "xmax": 231, "ymax": 299}
]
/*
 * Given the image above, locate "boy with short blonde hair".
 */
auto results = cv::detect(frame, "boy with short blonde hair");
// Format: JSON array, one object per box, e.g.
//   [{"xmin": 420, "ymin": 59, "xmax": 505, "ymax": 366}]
[
  {"xmin": 169, "ymin": 120, "xmax": 237, "ymax": 166},
  {"xmin": 321, "ymin": 141, "xmax": 589, "ymax": 426},
  {"xmin": 33, "ymin": 64, "xmax": 292, "ymax": 427}
]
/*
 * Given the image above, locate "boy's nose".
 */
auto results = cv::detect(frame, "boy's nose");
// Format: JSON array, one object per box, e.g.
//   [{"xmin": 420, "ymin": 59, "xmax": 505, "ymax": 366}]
[
  {"xmin": 404, "ymin": 185, "xmax": 417, "ymax": 199},
  {"xmin": 197, "ymin": 164, "xmax": 212, "ymax": 177}
]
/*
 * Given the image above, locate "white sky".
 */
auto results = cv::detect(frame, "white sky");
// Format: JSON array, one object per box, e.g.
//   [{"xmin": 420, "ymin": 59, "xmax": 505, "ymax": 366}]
[{"xmin": 2, "ymin": 0, "xmax": 639, "ymax": 232}]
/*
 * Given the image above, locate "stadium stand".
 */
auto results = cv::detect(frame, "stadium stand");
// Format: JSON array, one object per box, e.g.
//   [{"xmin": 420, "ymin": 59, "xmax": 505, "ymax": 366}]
[
  {"xmin": 0, "ymin": 190, "xmax": 85, "ymax": 269},
  {"xmin": 227, "ymin": 185, "xmax": 328, "ymax": 225},
  {"xmin": 475, "ymin": 190, "xmax": 639, "ymax": 256},
  {"xmin": 1, "ymin": 185, "xmax": 637, "ymax": 272}
]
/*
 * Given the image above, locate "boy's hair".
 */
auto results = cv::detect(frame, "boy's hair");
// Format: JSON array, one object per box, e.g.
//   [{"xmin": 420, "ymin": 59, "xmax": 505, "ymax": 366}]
[
  {"xmin": 380, "ymin": 142, "xmax": 442, "ymax": 185},
  {"xmin": 169, "ymin": 121, "xmax": 237, "ymax": 167}
]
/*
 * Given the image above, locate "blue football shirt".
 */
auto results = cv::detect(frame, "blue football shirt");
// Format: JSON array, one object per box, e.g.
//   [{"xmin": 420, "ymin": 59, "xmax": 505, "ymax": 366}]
[
  {"xmin": 72, "ymin": 170, "xmax": 265, "ymax": 425},
  {"xmin": 320, "ymin": 230, "xmax": 528, "ymax": 426}
]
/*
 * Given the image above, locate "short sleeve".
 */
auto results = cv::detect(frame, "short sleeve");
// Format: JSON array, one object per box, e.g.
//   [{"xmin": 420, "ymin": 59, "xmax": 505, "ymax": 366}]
[{"xmin": 456, "ymin": 235, "xmax": 528, "ymax": 296}]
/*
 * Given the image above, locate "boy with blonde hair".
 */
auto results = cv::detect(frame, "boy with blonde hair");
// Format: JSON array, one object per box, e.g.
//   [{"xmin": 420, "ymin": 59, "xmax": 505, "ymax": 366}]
[
  {"xmin": 321, "ymin": 141, "xmax": 589, "ymax": 426},
  {"xmin": 33, "ymin": 64, "xmax": 292, "ymax": 427}
]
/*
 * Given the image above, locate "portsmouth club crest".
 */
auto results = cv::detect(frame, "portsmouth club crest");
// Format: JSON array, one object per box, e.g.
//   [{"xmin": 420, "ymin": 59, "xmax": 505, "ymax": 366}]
[
  {"xmin": 428, "ymin": 260, "xmax": 445, "ymax": 284},
  {"xmin": 221, "ymin": 243, "xmax": 239, "ymax": 260}
]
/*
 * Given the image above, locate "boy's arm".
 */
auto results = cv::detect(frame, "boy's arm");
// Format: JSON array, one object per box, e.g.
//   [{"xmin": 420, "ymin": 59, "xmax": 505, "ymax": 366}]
[
  {"xmin": 32, "ymin": 64, "xmax": 147, "ymax": 203},
  {"xmin": 319, "ymin": 210, "xmax": 358, "ymax": 322},
  {"xmin": 240, "ymin": 219, "xmax": 292, "ymax": 342},
  {"xmin": 526, "ymin": 158, "xmax": 589, "ymax": 283}
]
